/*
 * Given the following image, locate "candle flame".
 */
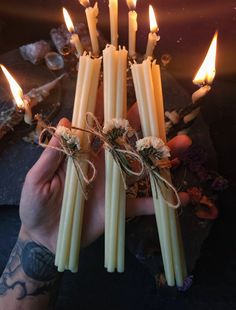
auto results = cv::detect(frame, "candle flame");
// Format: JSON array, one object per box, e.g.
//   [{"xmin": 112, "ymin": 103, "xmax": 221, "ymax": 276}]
[
  {"xmin": 79, "ymin": 0, "xmax": 90, "ymax": 8},
  {"xmin": 149, "ymin": 5, "xmax": 158, "ymax": 33},
  {"xmin": 63, "ymin": 7, "xmax": 75, "ymax": 33},
  {"xmin": 193, "ymin": 31, "xmax": 218, "ymax": 86},
  {"xmin": 0, "ymin": 65, "xmax": 24, "ymax": 108},
  {"xmin": 126, "ymin": 0, "xmax": 137, "ymax": 11}
]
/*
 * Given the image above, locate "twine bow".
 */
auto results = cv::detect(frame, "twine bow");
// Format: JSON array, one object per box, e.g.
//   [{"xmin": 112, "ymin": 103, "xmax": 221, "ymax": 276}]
[
  {"xmin": 149, "ymin": 164, "xmax": 181, "ymax": 209},
  {"xmin": 137, "ymin": 139, "xmax": 181, "ymax": 209},
  {"xmin": 39, "ymin": 126, "xmax": 96, "ymax": 200},
  {"xmin": 83, "ymin": 112, "xmax": 144, "ymax": 189}
]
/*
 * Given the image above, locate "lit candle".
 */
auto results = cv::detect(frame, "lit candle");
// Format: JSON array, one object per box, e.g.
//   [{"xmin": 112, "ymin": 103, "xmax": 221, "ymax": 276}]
[
  {"xmin": 109, "ymin": 0, "xmax": 118, "ymax": 48},
  {"xmin": 1, "ymin": 65, "xmax": 32, "ymax": 125},
  {"xmin": 126, "ymin": 0, "xmax": 138, "ymax": 58},
  {"xmin": 63, "ymin": 7, "xmax": 83, "ymax": 57},
  {"xmin": 145, "ymin": 5, "xmax": 160, "ymax": 59},
  {"xmin": 79, "ymin": 1, "xmax": 100, "ymax": 56},
  {"xmin": 192, "ymin": 31, "xmax": 218, "ymax": 104}
]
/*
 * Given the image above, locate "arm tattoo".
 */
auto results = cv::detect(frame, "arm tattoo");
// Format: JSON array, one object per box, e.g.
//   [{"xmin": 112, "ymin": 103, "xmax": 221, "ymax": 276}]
[{"xmin": 0, "ymin": 238, "xmax": 61, "ymax": 304}]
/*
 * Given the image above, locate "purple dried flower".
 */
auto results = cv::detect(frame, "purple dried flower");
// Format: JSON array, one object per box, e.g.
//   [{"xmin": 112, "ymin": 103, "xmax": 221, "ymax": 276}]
[
  {"xmin": 211, "ymin": 176, "xmax": 229, "ymax": 191},
  {"xmin": 177, "ymin": 275, "xmax": 194, "ymax": 292}
]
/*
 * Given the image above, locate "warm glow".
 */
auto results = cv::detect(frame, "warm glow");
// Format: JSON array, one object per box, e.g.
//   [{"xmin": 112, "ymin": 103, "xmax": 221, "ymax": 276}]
[
  {"xmin": 63, "ymin": 8, "xmax": 75, "ymax": 33},
  {"xmin": 79, "ymin": 0, "xmax": 90, "ymax": 8},
  {"xmin": 149, "ymin": 5, "xmax": 158, "ymax": 33},
  {"xmin": 193, "ymin": 31, "xmax": 218, "ymax": 85},
  {"xmin": 0, "ymin": 65, "xmax": 24, "ymax": 108},
  {"xmin": 126, "ymin": 0, "xmax": 137, "ymax": 11}
]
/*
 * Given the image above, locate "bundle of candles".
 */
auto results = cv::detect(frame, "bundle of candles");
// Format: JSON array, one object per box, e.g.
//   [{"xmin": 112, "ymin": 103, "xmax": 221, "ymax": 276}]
[{"xmin": 0, "ymin": 0, "xmax": 218, "ymax": 288}]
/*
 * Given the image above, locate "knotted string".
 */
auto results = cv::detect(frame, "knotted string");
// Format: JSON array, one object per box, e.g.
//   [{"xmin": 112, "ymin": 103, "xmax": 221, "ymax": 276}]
[
  {"xmin": 83, "ymin": 112, "xmax": 144, "ymax": 190},
  {"xmin": 38, "ymin": 126, "xmax": 96, "ymax": 200}
]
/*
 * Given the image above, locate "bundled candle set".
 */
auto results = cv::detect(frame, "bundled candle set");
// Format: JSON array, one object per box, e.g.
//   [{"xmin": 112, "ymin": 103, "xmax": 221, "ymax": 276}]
[{"xmin": 0, "ymin": 0, "xmax": 218, "ymax": 289}]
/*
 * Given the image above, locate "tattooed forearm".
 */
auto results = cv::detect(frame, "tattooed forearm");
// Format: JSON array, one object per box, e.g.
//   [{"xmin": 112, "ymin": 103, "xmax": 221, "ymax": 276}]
[{"xmin": 0, "ymin": 238, "xmax": 60, "ymax": 305}]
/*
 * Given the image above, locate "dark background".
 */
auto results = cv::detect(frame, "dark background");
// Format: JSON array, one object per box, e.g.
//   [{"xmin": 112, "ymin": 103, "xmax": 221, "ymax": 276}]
[{"xmin": 0, "ymin": 1, "xmax": 236, "ymax": 309}]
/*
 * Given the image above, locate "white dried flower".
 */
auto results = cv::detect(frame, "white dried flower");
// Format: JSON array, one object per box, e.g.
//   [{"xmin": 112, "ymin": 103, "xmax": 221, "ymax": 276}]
[
  {"xmin": 136, "ymin": 136, "xmax": 170, "ymax": 158},
  {"xmin": 103, "ymin": 118, "xmax": 130, "ymax": 135},
  {"xmin": 56, "ymin": 125, "xmax": 80, "ymax": 150}
]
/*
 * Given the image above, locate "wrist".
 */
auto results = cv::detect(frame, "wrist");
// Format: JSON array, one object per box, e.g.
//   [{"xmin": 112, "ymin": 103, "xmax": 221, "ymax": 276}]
[
  {"xmin": 19, "ymin": 225, "xmax": 56, "ymax": 254},
  {"xmin": 0, "ymin": 233, "xmax": 61, "ymax": 309}
]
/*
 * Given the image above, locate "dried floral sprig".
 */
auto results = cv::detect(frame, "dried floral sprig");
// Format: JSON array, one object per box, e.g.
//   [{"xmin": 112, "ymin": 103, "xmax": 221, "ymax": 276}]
[
  {"xmin": 136, "ymin": 136, "xmax": 180, "ymax": 209},
  {"xmin": 39, "ymin": 125, "xmax": 96, "ymax": 199},
  {"xmin": 56, "ymin": 125, "xmax": 81, "ymax": 154},
  {"xmin": 84, "ymin": 112, "xmax": 144, "ymax": 188}
]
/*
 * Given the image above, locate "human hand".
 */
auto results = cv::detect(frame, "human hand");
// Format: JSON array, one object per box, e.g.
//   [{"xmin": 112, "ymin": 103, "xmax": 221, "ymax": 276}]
[
  {"xmin": 19, "ymin": 102, "xmax": 192, "ymax": 254},
  {"xmin": 19, "ymin": 118, "xmax": 70, "ymax": 253}
]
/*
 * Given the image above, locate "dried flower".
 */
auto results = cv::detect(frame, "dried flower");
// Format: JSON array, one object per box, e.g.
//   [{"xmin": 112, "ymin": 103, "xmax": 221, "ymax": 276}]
[
  {"xmin": 103, "ymin": 118, "xmax": 130, "ymax": 135},
  {"xmin": 56, "ymin": 125, "xmax": 80, "ymax": 151},
  {"xmin": 103, "ymin": 118, "xmax": 131, "ymax": 144},
  {"xmin": 211, "ymin": 176, "xmax": 228, "ymax": 191},
  {"xmin": 136, "ymin": 137, "xmax": 170, "ymax": 159}
]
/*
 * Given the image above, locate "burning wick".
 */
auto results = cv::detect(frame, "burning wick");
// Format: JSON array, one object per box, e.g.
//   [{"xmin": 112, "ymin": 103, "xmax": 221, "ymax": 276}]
[
  {"xmin": 0, "ymin": 65, "xmax": 32, "ymax": 125},
  {"xmin": 63, "ymin": 8, "xmax": 83, "ymax": 57},
  {"xmin": 145, "ymin": 5, "xmax": 160, "ymax": 59},
  {"xmin": 192, "ymin": 31, "xmax": 218, "ymax": 104}
]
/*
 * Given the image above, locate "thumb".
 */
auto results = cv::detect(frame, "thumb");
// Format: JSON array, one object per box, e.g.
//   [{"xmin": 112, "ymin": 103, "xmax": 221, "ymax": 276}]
[{"xmin": 32, "ymin": 118, "xmax": 71, "ymax": 183}]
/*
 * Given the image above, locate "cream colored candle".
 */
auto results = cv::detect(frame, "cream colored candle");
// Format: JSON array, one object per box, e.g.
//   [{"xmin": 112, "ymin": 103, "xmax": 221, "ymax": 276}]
[
  {"xmin": 131, "ymin": 61, "xmax": 175, "ymax": 286},
  {"xmin": 145, "ymin": 5, "xmax": 159, "ymax": 59},
  {"xmin": 55, "ymin": 54, "xmax": 88, "ymax": 271},
  {"xmin": 22, "ymin": 98, "xmax": 32, "ymax": 125},
  {"xmin": 109, "ymin": 0, "xmax": 118, "ymax": 48},
  {"xmin": 79, "ymin": 1, "xmax": 100, "ymax": 56},
  {"xmin": 131, "ymin": 59, "xmax": 189, "ymax": 286},
  {"xmin": 103, "ymin": 45, "xmax": 117, "ymax": 268},
  {"xmin": 108, "ymin": 47, "xmax": 127, "ymax": 272},
  {"xmin": 152, "ymin": 61, "xmax": 187, "ymax": 287},
  {"xmin": 70, "ymin": 33, "xmax": 84, "ymax": 56},
  {"xmin": 126, "ymin": 0, "xmax": 138, "ymax": 58},
  {"xmin": 130, "ymin": 64, "xmax": 150, "ymax": 136},
  {"xmin": 116, "ymin": 182, "xmax": 126, "ymax": 273},
  {"xmin": 68, "ymin": 56, "xmax": 101, "ymax": 272},
  {"xmin": 54, "ymin": 57, "xmax": 87, "ymax": 268},
  {"xmin": 63, "ymin": 7, "xmax": 83, "ymax": 57},
  {"xmin": 55, "ymin": 54, "xmax": 101, "ymax": 272},
  {"xmin": 103, "ymin": 45, "xmax": 128, "ymax": 272},
  {"xmin": 192, "ymin": 85, "xmax": 211, "ymax": 104}
]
